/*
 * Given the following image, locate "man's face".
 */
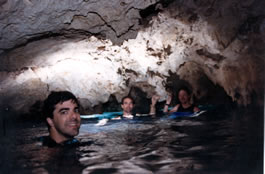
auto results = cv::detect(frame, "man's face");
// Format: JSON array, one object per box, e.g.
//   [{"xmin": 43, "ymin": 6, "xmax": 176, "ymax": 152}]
[
  {"xmin": 121, "ymin": 98, "xmax": 134, "ymax": 115},
  {"xmin": 178, "ymin": 90, "xmax": 190, "ymax": 104},
  {"xmin": 47, "ymin": 99, "xmax": 81, "ymax": 142}
]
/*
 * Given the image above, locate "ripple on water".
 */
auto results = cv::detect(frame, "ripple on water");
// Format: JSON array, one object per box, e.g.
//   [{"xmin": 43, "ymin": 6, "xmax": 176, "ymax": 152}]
[{"xmin": 1, "ymin": 109, "xmax": 263, "ymax": 174}]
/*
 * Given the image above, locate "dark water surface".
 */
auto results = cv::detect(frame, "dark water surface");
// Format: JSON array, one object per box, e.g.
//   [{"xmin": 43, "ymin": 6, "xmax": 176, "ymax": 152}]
[{"xmin": 0, "ymin": 107, "xmax": 263, "ymax": 174}]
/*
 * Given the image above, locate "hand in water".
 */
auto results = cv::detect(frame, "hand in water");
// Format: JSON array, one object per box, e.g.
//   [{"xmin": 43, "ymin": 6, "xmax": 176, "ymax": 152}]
[
  {"xmin": 112, "ymin": 116, "xmax": 121, "ymax": 120},
  {"xmin": 96, "ymin": 119, "xmax": 109, "ymax": 126},
  {"xmin": 123, "ymin": 114, "xmax": 134, "ymax": 119}
]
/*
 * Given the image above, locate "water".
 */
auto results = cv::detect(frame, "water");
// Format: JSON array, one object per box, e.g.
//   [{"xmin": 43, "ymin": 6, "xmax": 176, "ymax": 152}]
[{"xmin": 0, "ymin": 107, "xmax": 263, "ymax": 174}]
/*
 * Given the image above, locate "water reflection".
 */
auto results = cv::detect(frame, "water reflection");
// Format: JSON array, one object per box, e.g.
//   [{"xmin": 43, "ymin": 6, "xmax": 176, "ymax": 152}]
[{"xmin": 0, "ymin": 107, "xmax": 263, "ymax": 174}]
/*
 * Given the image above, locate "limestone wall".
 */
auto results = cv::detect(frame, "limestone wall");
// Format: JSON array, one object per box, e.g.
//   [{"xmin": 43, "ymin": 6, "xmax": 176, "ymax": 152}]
[{"xmin": 0, "ymin": 0, "xmax": 264, "ymax": 113}]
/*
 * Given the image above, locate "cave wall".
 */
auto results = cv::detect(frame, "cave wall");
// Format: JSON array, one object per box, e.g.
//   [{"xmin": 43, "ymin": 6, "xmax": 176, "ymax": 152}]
[{"xmin": 0, "ymin": 0, "xmax": 264, "ymax": 114}]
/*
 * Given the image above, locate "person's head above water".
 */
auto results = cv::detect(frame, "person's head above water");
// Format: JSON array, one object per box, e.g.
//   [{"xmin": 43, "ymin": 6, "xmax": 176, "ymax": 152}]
[
  {"xmin": 43, "ymin": 91, "xmax": 81, "ymax": 144},
  {"xmin": 163, "ymin": 86, "xmax": 199, "ymax": 113},
  {"xmin": 121, "ymin": 96, "xmax": 135, "ymax": 116},
  {"xmin": 177, "ymin": 87, "xmax": 191, "ymax": 105}
]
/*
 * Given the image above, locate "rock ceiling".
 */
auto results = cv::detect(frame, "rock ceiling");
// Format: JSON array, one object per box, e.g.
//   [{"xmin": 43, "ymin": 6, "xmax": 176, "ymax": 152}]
[{"xmin": 0, "ymin": 0, "xmax": 264, "ymax": 113}]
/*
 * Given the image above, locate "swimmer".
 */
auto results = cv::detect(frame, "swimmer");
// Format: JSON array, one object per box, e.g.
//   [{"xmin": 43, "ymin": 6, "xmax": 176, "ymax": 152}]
[
  {"xmin": 164, "ymin": 87, "xmax": 200, "ymax": 113},
  {"xmin": 41, "ymin": 91, "xmax": 81, "ymax": 147},
  {"xmin": 122, "ymin": 95, "xmax": 160, "ymax": 117},
  {"xmin": 111, "ymin": 96, "xmax": 135, "ymax": 120},
  {"xmin": 120, "ymin": 96, "xmax": 135, "ymax": 119},
  {"xmin": 94, "ymin": 95, "xmax": 162, "ymax": 126},
  {"xmin": 95, "ymin": 96, "xmax": 135, "ymax": 126}
]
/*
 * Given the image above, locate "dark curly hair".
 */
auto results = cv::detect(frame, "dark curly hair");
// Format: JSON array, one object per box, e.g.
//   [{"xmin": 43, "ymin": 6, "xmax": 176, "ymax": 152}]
[
  {"xmin": 121, "ymin": 96, "xmax": 135, "ymax": 104},
  {"xmin": 43, "ymin": 91, "xmax": 80, "ymax": 119},
  {"xmin": 178, "ymin": 86, "xmax": 191, "ymax": 96}
]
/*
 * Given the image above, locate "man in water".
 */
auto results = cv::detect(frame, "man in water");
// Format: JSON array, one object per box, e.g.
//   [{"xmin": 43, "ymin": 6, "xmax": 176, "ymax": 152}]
[
  {"xmin": 150, "ymin": 87, "xmax": 200, "ymax": 115},
  {"xmin": 96, "ymin": 96, "xmax": 154, "ymax": 126},
  {"xmin": 163, "ymin": 87, "xmax": 199, "ymax": 113},
  {"xmin": 121, "ymin": 95, "xmax": 157, "ymax": 117},
  {"xmin": 120, "ymin": 96, "xmax": 135, "ymax": 119},
  {"xmin": 41, "ymin": 91, "xmax": 81, "ymax": 147},
  {"xmin": 95, "ymin": 95, "xmax": 135, "ymax": 126}
]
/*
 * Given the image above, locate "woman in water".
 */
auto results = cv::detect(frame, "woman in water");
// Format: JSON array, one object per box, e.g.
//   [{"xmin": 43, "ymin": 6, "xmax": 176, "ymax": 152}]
[{"xmin": 163, "ymin": 87, "xmax": 200, "ymax": 113}]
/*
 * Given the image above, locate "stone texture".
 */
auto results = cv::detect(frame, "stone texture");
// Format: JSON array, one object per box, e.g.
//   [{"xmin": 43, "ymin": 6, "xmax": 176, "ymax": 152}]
[
  {"xmin": 0, "ymin": 0, "xmax": 264, "ymax": 114},
  {"xmin": 0, "ymin": 0, "xmax": 158, "ymax": 53}
]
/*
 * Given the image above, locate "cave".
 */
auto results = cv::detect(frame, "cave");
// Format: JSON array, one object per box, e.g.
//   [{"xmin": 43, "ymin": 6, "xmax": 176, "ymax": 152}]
[{"xmin": 0, "ymin": 0, "xmax": 264, "ymax": 173}]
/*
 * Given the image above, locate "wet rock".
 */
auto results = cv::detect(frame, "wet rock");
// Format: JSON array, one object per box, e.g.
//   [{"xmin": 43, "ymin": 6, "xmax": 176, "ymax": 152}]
[{"xmin": 0, "ymin": 0, "xmax": 264, "ymax": 115}]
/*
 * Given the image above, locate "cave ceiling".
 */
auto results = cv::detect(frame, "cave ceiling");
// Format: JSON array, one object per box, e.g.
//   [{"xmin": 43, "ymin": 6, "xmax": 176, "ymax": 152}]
[{"xmin": 0, "ymin": 0, "xmax": 264, "ymax": 113}]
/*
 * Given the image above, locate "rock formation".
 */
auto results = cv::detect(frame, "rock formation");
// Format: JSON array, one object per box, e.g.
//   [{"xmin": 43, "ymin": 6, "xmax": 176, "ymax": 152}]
[{"xmin": 0, "ymin": 0, "xmax": 264, "ymax": 114}]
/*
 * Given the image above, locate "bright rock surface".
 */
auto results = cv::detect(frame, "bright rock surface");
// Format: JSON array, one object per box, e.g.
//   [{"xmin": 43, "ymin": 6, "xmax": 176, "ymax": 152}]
[{"xmin": 0, "ymin": 0, "xmax": 264, "ymax": 113}]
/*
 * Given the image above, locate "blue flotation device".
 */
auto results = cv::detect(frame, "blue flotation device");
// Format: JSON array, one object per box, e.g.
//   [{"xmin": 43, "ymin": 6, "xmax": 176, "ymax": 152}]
[
  {"xmin": 80, "ymin": 104, "xmax": 213, "ymax": 120},
  {"xmin": 169, "ymin": 112, "xmax": 193, "ymax": 118},
  {"xmin": 81, "ymin": 111, "xmax": 123, "ymax": 120},
  {"xmin": 168, "ymin": 110, "xmax": 207, "ymax": 119}
]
